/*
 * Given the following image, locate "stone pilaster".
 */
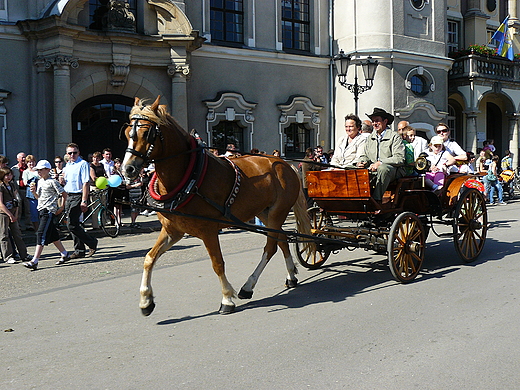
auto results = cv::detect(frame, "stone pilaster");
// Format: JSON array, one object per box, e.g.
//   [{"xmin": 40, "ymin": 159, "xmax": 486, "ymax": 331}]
[{"xmin": 167, "ymin": 64, "xmax": 190, "ymax": 130}]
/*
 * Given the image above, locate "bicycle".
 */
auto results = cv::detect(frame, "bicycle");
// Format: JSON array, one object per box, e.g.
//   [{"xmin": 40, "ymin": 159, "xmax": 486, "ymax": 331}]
[{"xmin": 58, "ymin": 188, "xmax": 120, "ymax": 238}]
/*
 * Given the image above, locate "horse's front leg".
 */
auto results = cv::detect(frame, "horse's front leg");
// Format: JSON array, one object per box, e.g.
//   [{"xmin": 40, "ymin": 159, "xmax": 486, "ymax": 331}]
[
  {"xmin": 201, "ymin": 233, "xmax": 237, "ymax": 314},
  {"xmin": 140, "ymin": 227, "xmax": 182, "ymax": 316}
]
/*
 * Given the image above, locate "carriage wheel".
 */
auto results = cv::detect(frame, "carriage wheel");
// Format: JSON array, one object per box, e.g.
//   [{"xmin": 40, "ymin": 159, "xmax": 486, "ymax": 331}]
[
  {"xmin": 294, "ymin": 207, "xmax": 331, "ymax": 269},
  {"xmin": 453, "ymin": 188, "xmax": 487, "ymax": 263},
  {"xmin": 387, "ymin": 212, "xmax": 425, "ymax": 283}
]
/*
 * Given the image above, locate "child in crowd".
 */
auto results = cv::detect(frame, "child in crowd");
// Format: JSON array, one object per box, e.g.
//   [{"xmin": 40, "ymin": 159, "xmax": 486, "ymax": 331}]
[
  {"xmin": 0, "ymin": 167, "xmax": 29, "ymax": 263},
  {"xmin": 425, "ymin": 135, "xmax": 456, "ymax": 192},
  {"xmin": 23, "ymin": 160, "xmax": 70, "ymax": 270}
]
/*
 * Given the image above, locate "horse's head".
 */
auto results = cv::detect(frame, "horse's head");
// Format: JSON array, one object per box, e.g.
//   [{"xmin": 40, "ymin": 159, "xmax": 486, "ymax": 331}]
[{"xmin": 122, "ymin": 96, "xmax": 162, "ymax": 180}]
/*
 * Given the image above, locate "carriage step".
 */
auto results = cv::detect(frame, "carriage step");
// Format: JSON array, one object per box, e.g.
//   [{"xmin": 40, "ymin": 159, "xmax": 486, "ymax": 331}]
[{"xmin": 437, "ymin": 232, "xmax": 454, "ymax": 238}]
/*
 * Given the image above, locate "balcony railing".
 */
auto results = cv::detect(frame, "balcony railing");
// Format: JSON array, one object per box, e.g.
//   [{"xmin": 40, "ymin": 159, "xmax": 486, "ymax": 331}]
[{"xmin": 449, "ymin": 54, "xmax": 519, "ymax": 82}]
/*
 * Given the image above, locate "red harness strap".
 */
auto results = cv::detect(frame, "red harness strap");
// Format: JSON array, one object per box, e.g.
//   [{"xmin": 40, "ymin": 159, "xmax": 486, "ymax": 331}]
[{"xmin": 148, "ymin": 137, "xmax": 208, "ymax": 209}]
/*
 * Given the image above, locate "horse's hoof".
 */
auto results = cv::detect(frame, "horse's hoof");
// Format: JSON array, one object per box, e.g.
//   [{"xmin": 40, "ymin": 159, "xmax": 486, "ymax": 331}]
[
  {"xmin": 219, "ymin": 304, "xmax": 235, "ymax": 314},
  {"xmin": 238, "ymin": 288, "xmax": 253, "ymax": 299},
  {"xmin": 141, "ymin": 301, "xmax": 156, "ymax": 317},
  {"xmin": 285, "ymin": 278, "xmax": 298, "ymax": 288}
]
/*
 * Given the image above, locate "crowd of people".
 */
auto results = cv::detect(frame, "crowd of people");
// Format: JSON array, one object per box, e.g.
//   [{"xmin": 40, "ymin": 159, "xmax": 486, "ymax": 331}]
[
  {"xmin": 0, "ymin": 144, "xmax": 155, "ymax": 270},
  {"xmin": 301, "ymin": 108, "xmax": 516, "ymax": 206}
]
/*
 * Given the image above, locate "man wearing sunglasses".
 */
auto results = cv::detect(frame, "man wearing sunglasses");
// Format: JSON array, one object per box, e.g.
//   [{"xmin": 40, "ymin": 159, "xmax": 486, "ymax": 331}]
[
  {"xmin": 435, "ymin": 123, "xmax": 467, "ymax": 173},
  {"xmin": 61, "ymin": 143, "xmax": 98, "ymax": 263}
]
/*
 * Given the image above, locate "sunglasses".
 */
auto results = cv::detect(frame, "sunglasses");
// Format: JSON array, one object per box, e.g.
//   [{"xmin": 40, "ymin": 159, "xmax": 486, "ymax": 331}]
[
  {"xmin": 67, "ymin": 151, "xmax": 78, "ymax": 155},
  {"xmin": 436, "ymin": 129, "xmax": 449, "ymax": 134},
  {"xmin": 55, "ymin": 160, "xmax": 63, "ymax": 163}
]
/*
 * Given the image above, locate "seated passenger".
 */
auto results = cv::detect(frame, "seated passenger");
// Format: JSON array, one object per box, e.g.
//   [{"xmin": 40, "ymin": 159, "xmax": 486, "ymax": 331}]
[
  {"xmin": 435, "ymin": 123, "xmax": 467, "ymax": 172},
  {"xmin": 330, "ymin": 114, "xmax": 366, "ymax": 168},
  {"xmin": 401, "ymin": 126, "xmax": 416, "ymax": 176},
  {"xmin": 406, "ymin": 126, "xmax": 429, "ymax": 159},
  {"xmin": 357, "ymin": 108, "xmax": 405, "ymax": 201},
  {"xmin": 425, "ymin": 136, "xmax": 456, "ymax": 192}
]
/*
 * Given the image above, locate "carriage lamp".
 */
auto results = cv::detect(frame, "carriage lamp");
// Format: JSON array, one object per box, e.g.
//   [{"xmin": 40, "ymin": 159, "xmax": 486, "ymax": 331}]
[{"xmin": 333, "ymin": 50, "xmax": 379, "ymax": 115}]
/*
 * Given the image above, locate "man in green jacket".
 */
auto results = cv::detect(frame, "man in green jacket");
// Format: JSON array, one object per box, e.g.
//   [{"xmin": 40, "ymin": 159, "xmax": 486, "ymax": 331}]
[{"xmin": 357, "ymin": 108, "xmax": 405, "ymax": 201}]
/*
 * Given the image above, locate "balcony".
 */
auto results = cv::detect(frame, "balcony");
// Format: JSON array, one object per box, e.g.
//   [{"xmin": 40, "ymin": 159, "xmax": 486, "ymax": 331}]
[{"xmin": 449, "ymin": 54, "xmax": 520, "ymax": 85}]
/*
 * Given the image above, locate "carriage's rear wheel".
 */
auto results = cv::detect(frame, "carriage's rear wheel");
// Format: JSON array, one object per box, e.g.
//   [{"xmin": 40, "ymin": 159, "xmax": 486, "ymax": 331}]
[
  {"xmin": 294, "ymin": 207, "xmax": 331, "ymax": 269},
  {"xmin": 387, "ymin": 212, "xmax": 425, "ymax": 283},
  {"xmin": 453, "ymin": 188, "xmax": 487, "ymax": 263}
]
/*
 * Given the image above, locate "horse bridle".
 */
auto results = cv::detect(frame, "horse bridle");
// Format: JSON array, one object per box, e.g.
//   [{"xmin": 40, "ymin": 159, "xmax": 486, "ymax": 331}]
[{"xmin": 124, "ymin": 114, "xmax": 163, "ymax": 160}]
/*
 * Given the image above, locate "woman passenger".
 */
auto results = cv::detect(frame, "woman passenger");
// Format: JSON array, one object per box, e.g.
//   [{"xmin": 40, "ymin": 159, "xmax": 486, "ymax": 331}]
[{"xmin": 330, "ymin": 114, "xmax": 366, "ymax": 168}]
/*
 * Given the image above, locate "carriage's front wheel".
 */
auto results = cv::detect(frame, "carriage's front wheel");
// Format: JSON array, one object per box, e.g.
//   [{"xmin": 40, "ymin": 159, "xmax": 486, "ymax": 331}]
[
  {"xmin": 387, "ymin": 212, "xmax": 425, "ymax": 283},
  {"xmin": 294, "ymin": 207, "xmax": 331, "ymax": 269},
  {"xmin": 453, "ymin": 188, "xmax": 487, "ymax": 263}
]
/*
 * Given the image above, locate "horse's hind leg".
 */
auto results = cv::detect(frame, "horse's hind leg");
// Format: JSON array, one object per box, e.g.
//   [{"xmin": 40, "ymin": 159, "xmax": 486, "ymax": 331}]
[
  {"xmin": 201, "ymin": 233, "xmax": 237, "ymax": 314},
  {"xmin": 278, "ymin": 239, "xmax": 298, "ymax": 288},
  {"xmin": 140, "ymin": 227, "xmax": 182, "ymax": 316}
]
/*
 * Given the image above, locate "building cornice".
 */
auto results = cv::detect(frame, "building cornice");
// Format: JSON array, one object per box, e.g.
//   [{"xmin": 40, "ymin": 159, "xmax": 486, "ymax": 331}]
[{"xmin": 193, "ymin": 44, "xmax": 329, "ymax": 69}]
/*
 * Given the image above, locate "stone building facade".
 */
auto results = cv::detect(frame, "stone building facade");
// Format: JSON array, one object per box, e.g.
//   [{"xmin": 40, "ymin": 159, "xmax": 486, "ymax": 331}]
[{"xmin": 0, "ymin": 0, "xmax": 518, "ymax": 169}]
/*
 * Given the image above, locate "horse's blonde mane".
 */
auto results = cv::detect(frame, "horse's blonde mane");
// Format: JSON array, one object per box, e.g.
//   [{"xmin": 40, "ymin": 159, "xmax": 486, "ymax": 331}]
[{"xmin": 130, "ymin": 99, "xmax": 183, "ymax": 131}]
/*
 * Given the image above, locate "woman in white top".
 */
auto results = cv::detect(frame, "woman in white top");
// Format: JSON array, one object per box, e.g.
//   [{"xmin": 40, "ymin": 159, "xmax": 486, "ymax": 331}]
[
  {"xmin": 330, "ymin": 114, "xmax": 366, "ymax": 168},
  {"xmin": 425, "ymin": 136, "xmax": 456, "ymax": 191}
]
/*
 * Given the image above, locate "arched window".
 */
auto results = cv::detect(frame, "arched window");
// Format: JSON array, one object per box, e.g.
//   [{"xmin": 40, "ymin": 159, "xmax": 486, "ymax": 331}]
[
  {"xmin": 278, "ymin": 96, "xmax": 322, "ymax": 157},
  {"xmin": 205, "ymin": 92, "xmax": 256, "ymax": 152},
  {"xmin": 72, "ymin": 95, "xmax": 134, "ymax": 157}
]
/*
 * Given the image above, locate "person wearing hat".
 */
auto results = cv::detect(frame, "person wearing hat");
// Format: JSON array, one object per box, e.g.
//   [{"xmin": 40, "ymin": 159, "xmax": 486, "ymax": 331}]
[
  {"xmin": 357, "ymin": 108, "xmax": 405, "ymax": 201},
  {"xmin": 424, "ymin": 136, "xmax": 456, "ymax": 193},
  {"xmin": 23, "ymin": 160, "xmax": 70, "ymax": 270}
]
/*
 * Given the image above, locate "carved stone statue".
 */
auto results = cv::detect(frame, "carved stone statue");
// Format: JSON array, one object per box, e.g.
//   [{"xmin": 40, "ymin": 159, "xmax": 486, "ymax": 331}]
[{"xmin": 102, "ymin": 0, "xmax": 136, "ymax": 32}]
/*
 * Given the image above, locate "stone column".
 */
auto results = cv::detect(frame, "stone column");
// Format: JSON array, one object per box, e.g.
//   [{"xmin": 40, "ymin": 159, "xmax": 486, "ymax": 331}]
[
  {"xmin": 167, "ymin": 64, "xmax": 190, "ymax": 130},
  {"xmin": 509, "ymin": 0, "xmax": 518, "ymax": 23},
  {"xmin": 509, "ymin": 114, "xmax": 519, "ymax": 169},
  {"xmin": 465, "ymin": 110, "xmax": 479, "ymax": 154},
  {"xmin": 43, "ymin": 56, "xmax": 79, "ymax": 155}
]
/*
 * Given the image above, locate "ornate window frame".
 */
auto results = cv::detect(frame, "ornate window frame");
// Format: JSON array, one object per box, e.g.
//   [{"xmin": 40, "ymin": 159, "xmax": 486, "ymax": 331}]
[
  {"xmin": 277, "ymin": 96, "xmax": 322, "ymax": 156},
  {"xmin": 405, "ymin": 66, "xmax": 435, "ymax": 95},
  {"xmin": 204, "ymin": 92, "xmax": 257, "ymax": 151}
]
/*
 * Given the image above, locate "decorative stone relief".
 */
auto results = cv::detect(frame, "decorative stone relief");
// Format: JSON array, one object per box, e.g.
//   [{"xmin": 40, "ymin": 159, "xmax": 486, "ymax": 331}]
[
  {"xmin": 167, "ymin": 64, "xmax": 190, "ymax": 77},
  {"xmin": 110, "ymin": 64, "xmax": 130, "ymax": 87},
  {"xmin": 35, "ymin": 55, "xmax": 79, "ymax": 72},
  {"xmin": 103, "ymin": 0, "xmax": 136, "ymax": 32}
]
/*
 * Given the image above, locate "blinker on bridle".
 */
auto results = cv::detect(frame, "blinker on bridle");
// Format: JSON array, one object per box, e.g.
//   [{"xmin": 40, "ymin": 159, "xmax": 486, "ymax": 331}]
[{"xmin": 125, "ymin": 114, "xmax": 162, "ymax": 160}]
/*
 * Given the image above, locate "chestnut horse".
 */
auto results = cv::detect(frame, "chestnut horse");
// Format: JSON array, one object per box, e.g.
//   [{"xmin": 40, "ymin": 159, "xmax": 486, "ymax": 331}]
[{"xmin": 122, "ymin": 96, "xmax": 312, "ymax": 315}]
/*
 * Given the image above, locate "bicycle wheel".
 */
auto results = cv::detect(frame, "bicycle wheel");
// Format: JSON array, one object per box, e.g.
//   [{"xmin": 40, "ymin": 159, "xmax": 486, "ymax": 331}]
[{"xmin": 98, "ymin": 208, "xmax": 120, "ymax": 238}]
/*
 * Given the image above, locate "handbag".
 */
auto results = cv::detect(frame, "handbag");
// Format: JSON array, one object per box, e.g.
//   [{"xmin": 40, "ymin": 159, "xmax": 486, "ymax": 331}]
[{"xmin": 486, "ymin": 172, "xmax": 497, "ymax": 182}]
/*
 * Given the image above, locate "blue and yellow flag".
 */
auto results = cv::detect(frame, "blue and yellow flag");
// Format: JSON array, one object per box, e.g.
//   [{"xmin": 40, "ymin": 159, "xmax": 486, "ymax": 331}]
[
  {"xmin": 491, "ymin": 16, "xmax": 509, "ymax": 42},
  {"xmin": 492, "ymin": 16, "xmax": 514, "ymax": 60}
]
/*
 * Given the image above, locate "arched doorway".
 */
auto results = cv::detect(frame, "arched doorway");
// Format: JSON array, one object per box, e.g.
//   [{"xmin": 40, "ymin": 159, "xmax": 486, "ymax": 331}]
[
  {"xmin": 71, "ymin": 95, "xmax": 134, "ymax": 159},
  {"xmin": 486, "ymin": 102, "xmax": 503, "ymax": 156}
]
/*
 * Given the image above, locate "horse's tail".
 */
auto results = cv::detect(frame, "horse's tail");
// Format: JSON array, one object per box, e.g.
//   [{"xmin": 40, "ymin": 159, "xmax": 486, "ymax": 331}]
[{"xmin": 291, "ymin": 166, "xmax": 316, "ymax": 255}]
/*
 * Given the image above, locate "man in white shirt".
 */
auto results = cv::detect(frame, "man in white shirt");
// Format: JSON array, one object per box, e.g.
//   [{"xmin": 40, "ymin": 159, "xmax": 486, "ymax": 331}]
[
  {"xmin": 101, "ymin": 148, "xmax": 115, "ymax": 176},
  {"xmin": 61, "ymin": 143, "xmax": 98, "ymax": 262}
]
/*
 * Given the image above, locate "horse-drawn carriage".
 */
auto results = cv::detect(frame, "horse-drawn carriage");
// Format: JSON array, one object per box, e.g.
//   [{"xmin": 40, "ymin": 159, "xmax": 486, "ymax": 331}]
[
  {"xmin": 294, "ymin": 169, "xmax": 488, "ymax": 283},
  {"xmin": 121, "ymin": 96, "xmax": 488, "ymax": 316}
]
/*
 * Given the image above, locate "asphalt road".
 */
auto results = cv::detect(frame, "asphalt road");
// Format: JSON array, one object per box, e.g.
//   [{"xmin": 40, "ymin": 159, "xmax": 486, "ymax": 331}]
[{"xmin": 1, "ymin": 199, "xmax": 520, "ymax": 389}]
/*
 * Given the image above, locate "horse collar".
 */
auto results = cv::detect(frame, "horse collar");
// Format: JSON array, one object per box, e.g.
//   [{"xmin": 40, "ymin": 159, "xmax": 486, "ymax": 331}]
[{"xmin": 147, "ymin": 136, "xmax": 208, "ymax": 209}]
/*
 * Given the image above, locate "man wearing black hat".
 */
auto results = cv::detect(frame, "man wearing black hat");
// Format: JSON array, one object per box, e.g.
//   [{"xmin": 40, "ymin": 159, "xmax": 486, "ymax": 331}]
[{"xmin": 357, "ymin": 108, "xmax": 405, "ymax": 202}]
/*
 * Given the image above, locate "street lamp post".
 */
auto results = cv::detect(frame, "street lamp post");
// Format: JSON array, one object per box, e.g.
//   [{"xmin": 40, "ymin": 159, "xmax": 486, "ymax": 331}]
[{"xmin": 333, "ymin": 50, "xmax": 379, "ymax": 116}]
